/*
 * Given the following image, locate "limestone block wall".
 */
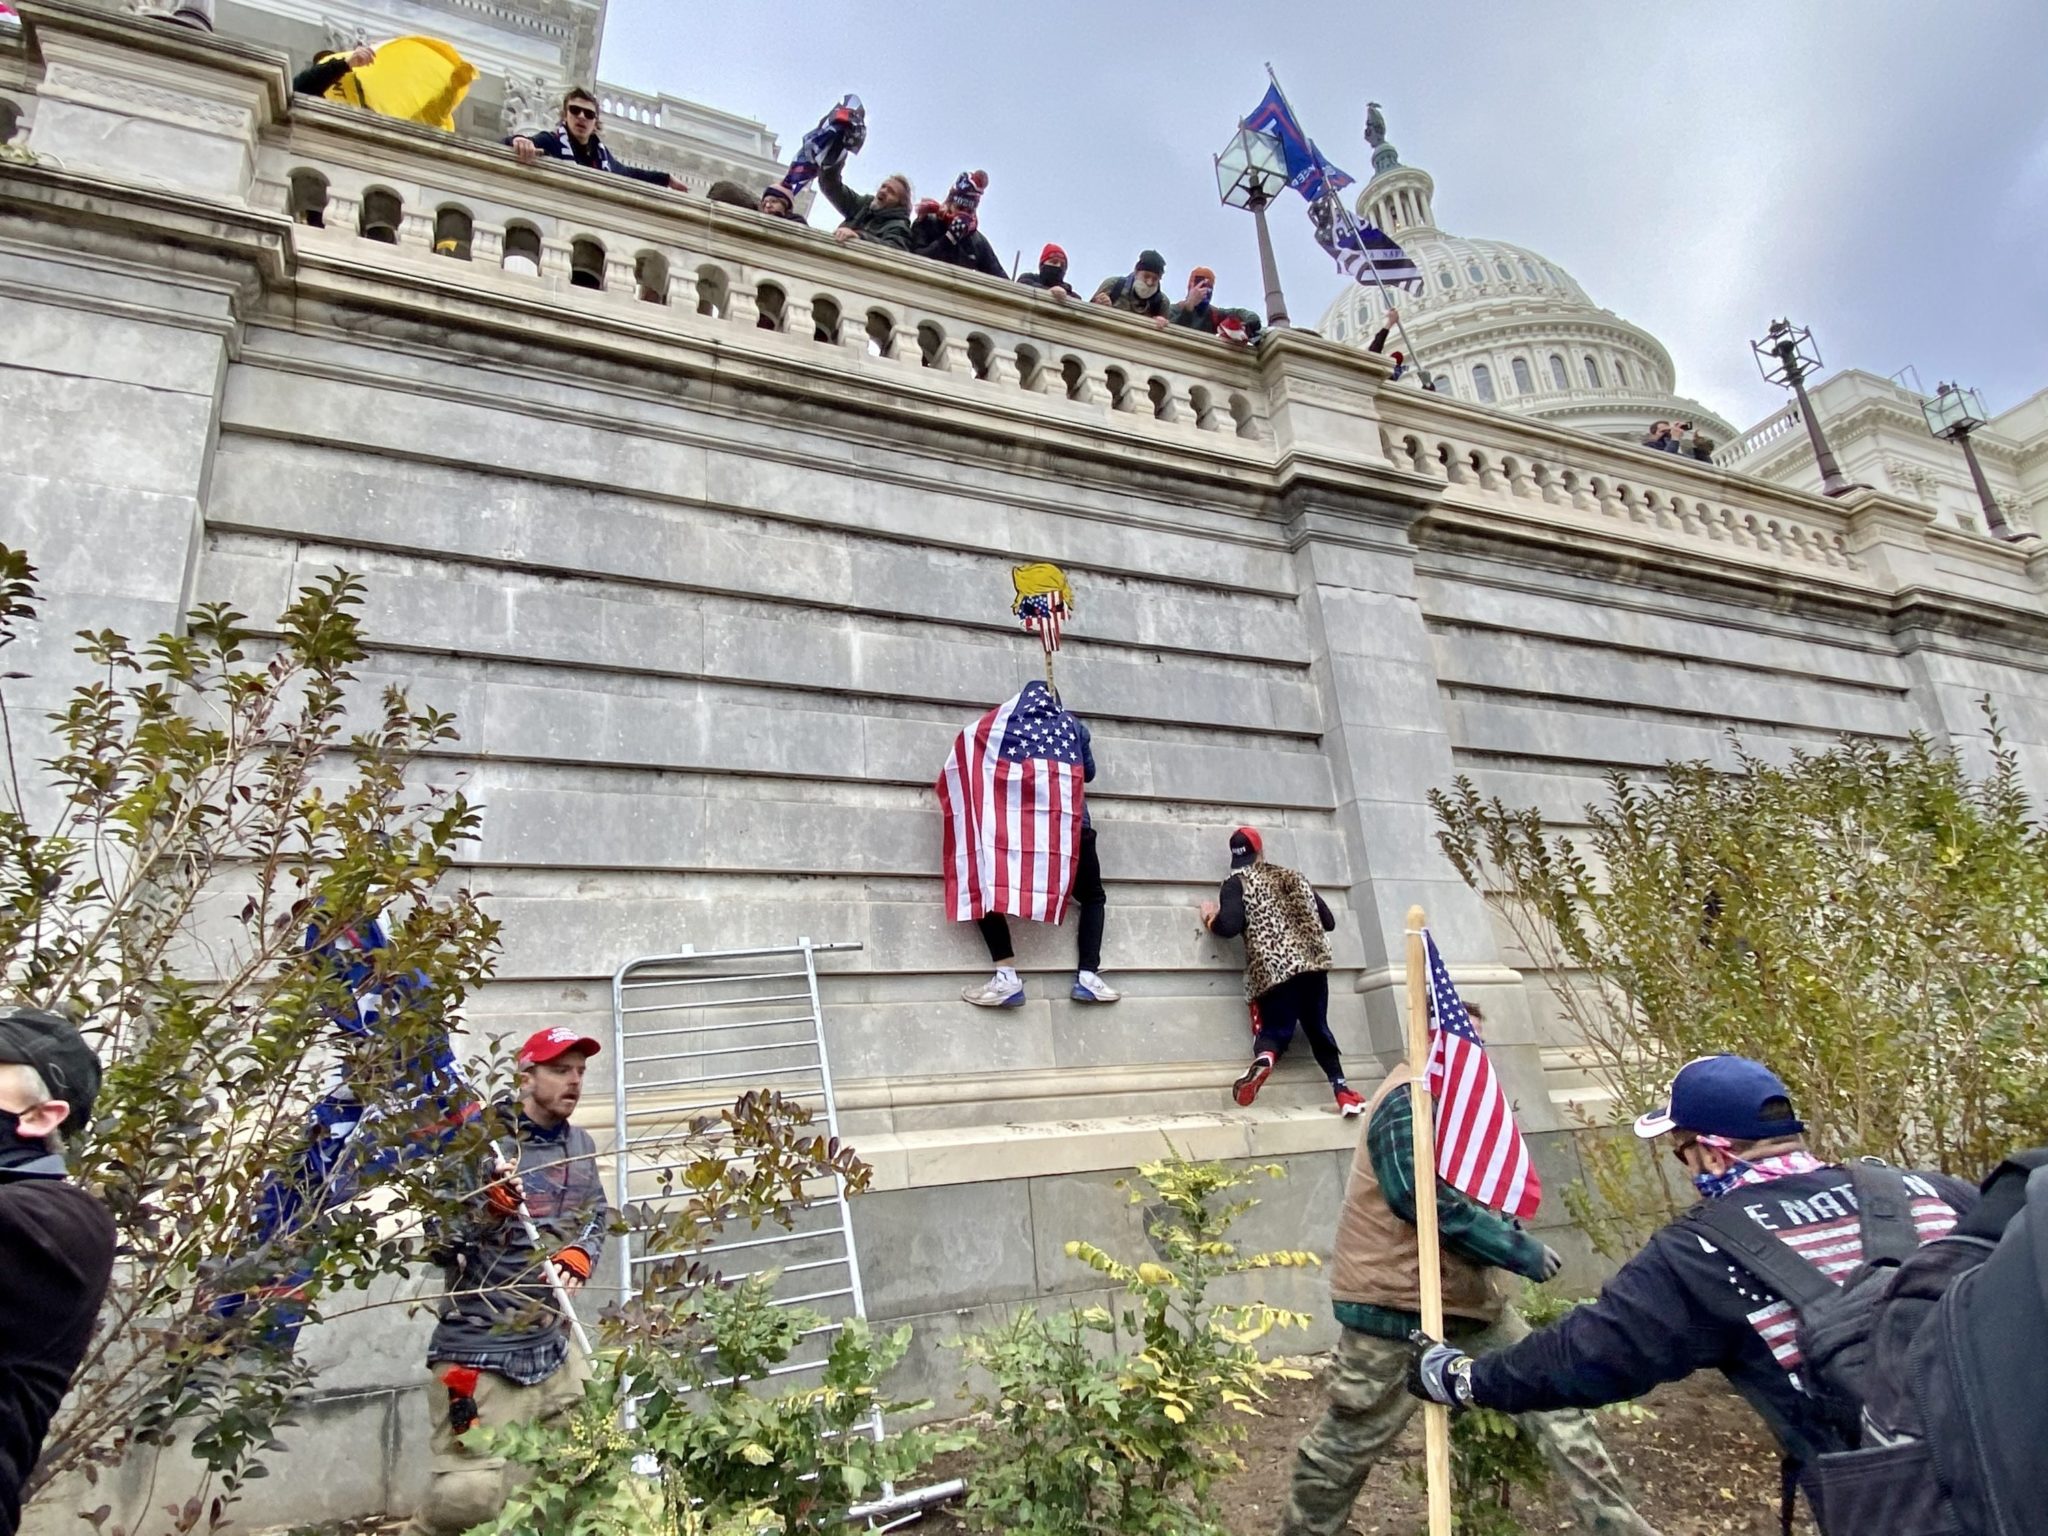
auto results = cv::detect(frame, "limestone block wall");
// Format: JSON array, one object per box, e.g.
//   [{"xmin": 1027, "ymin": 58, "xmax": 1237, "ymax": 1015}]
[{"xmin": 7, "ymin": 5, "xmax": 2048, "ymax": 1528}]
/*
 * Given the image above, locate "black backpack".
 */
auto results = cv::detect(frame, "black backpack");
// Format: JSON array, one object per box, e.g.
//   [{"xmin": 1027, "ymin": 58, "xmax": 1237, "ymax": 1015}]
[{"xmin": 1694, "ymin": 1153, "xmax": 2048, "ymax": 1536}]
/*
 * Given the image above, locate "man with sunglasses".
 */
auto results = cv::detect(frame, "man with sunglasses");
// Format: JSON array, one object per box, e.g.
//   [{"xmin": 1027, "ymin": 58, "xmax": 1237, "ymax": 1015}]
[
  {"xmin": 507, "ymin": 88, "xmax": 685, "ymax": 191},
  {"xmin": 1406, "ymin": 1055, "xmax": 1976, "ymax": 1524}
]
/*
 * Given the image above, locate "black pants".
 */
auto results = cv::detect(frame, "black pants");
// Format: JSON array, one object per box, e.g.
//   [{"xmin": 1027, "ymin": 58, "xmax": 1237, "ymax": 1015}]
[
  {"xmin": 977, "ymin": 827, "xmax": 1104, "ymax": 973},
  {"xmin": 1250, "ymin": 970, "xmax": 1344, "ymax": 1084}
]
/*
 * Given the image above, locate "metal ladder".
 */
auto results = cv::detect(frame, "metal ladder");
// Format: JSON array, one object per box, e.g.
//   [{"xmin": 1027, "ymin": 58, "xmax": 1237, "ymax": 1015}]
[{"xmin": 608, "ymin": 938, "xmax": 961, "ymax": 1526}]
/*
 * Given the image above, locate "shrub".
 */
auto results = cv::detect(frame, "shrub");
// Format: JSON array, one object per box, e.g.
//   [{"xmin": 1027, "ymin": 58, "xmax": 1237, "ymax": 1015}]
[
  {"xmin": 958, "ymin": 1158, "xmax": 1319, "ymax": 1536},
  {"xmin": 1432, "ymin": 718, "xmax": 2048, "ymax": 1251}
]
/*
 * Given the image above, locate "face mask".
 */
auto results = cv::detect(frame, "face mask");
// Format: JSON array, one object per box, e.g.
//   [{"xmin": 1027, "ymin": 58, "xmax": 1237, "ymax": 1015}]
[
  {"xmin": 1692, "ymin": 1161, "xmax": 1749, "ymax": 1200},
  {"xmin": 1134, "ymin": 275, "xmax": 1160, "ymax": 298},
  {"xmin": 1039, "ymin": 263, "xmax": 1065, "ymax": 284},
  {"xmin": 0, "ymin": 1107, "xmax": 47, "ymax": 1170}
]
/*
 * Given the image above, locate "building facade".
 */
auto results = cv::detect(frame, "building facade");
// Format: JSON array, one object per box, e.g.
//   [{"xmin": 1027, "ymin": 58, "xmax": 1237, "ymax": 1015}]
[
  {"xmin": 6, "ymin": 5, "xmax": 2048, "ymax": 1530},
  {"xmin": 1319, "ymin": 119, "xmax": 1736, "ymax": 449},
  {"xmin": 1718, "ymin": 369, "xmax": 2047, "ymax": 539}
]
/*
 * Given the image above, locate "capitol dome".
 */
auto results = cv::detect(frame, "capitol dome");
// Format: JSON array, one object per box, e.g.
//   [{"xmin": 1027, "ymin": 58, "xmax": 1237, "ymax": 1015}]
[{"xmin": 1319, "ymin": 124, "xmax": 1736, "ymax": 448}]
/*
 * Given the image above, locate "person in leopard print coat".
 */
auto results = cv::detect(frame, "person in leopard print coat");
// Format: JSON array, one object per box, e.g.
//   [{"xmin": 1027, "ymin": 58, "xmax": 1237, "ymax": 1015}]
[{"xmin": 1198, "ymin": 826, "xmax": 1364, "ymax": 1117}]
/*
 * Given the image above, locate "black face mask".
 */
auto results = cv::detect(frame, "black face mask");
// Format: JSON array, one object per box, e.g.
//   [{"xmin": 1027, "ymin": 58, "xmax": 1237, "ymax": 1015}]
[
  {"xmin": 1038, "ymin": 263, "xmax": 1065, "ymax": 285},
  {"xmin": 0, "ymin": 1107, "xmax": 50, "ymax": 1171}
]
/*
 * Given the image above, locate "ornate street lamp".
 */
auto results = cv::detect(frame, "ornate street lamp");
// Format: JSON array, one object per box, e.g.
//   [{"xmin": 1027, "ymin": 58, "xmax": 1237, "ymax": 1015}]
[
  {"xmin": 1751, "ymin": 318, "xmax": 1860, "ymax": 497},
  {"xmin": 1923, "ymin": 382, "xmax": 2022, "ymax": 540},
  {"xmin": 1215, "ymin": 122, "xmax": 1290, "ymax": 330}
]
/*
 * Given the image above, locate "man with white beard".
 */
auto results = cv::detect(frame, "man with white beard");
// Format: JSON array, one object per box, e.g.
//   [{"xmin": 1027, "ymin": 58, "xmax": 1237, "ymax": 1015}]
[{"xmin": 1090, "ymin": 248, "xmax": 1172, "ymax": 327}]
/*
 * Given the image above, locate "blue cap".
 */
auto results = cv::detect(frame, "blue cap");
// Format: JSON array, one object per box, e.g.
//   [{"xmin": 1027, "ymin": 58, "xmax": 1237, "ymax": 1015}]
[{"xmin": 1632, "ymin": 1055, "xmax": 1803, "ymax": 1141}]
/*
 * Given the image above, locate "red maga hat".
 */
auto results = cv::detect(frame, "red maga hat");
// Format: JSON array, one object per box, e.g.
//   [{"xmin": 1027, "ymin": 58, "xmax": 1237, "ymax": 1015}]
[{"xmin": 517, "ymin": 1026, "xmax": 602, "ymax": 1067}]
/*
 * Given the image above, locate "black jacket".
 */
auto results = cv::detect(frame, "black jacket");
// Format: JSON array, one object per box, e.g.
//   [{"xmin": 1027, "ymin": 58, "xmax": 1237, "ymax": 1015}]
[
  {"xmin": 291, "ymin": 53, "xmax": 355, "ymax": 97},
  {"xmin": 0, "ymin": 1154, "xmax": 116, "ymax": 1535},
  {"xmin": 507, "ymin": 125, "xmax": 671, "ymax": 187},
  {"xmin": 1019, "ymin": 271, "xmax": 1078, "ymax": 297},
  {"xmin": 910, "ymin": 214, "xmax": 1007, "ymax": 278},
  {"xmin": 818, "ymin": 164, "xmax": 911, "ymax": 250},
  {"xmin": 1469, "ymin": 1161, "xmax": 1975, "ymax": 1488}
]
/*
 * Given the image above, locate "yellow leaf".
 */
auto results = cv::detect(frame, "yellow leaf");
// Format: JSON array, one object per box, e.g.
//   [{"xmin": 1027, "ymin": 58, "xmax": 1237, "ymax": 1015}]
[
  {"xmin": 739, "ymin": 1443, "xmax": 774, "ymax": 1466},
  {"xmin": 1162, "ymin": 1403, "xmax": 1186, "ymax": 1423}
]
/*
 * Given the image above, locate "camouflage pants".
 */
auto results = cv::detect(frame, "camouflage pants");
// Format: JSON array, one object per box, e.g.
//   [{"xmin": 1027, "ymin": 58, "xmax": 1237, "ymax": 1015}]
[
  {"xmin": 1280, "ymin": 1311, "xmax": 1659, "ymax": 1536},
  {"xmin": 402, "ymin": 1348, "xmax": 590, "ymax": 1535}
]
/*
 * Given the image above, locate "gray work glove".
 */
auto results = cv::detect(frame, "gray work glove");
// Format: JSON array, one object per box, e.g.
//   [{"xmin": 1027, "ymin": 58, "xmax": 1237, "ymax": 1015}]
[{"xmin": 1406, "ymin": 1331, "xmax": 1475, "ymax": 1411}]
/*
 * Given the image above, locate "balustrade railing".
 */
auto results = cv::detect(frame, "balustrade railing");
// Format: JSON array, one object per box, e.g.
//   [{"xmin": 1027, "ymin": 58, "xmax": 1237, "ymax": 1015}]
[{"xmin": 1376, "ymin": 391, "xmax": 1865, "ymax": 578}]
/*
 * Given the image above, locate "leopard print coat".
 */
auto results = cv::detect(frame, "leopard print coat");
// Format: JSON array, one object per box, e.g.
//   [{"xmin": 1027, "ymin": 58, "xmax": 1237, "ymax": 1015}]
[{"xmin": 1235, "ymin": 861, "xmax": 1333, "ymax": 999}]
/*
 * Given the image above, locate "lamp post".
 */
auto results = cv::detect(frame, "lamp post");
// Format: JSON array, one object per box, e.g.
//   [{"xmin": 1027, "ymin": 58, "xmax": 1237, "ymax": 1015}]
[
  {"xmin": 1923, "ymin": 382, "xmax": 2022, "ymax": 541},
  {"xmin": 1215, "ymin": 122, "xmax": 1291, "ymax": 330},
  {"xmin": 1751, "ymin": 318, "xmax": 1859, "ymax": 497}
]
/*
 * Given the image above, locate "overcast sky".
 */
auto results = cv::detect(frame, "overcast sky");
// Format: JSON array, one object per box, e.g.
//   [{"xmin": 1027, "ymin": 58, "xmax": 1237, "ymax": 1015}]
[{"xmin": 599, "ymin": 1, "xmax": 2048, "ymax": 431}]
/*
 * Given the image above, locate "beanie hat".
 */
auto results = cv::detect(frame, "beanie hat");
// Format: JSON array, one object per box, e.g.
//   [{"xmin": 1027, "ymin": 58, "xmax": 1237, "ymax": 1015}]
[
  {"xmin": 1135, "ymin": 248, "xmax": 1166, "ymax": 276},
  {"xmin": 1189, "ymin": 265, "xmax": 1215, "ymax": 286},
  {"xmin": 1039, "ymin": 243, "xmax": 1068, "ymax": 268},
  {"xmin": 1228, "ymin": 826, "xmax": 1263, "ymax": 867},
  {"xmin": 760, "ymin": 182, "xmax": 794, "ymax": 208}
]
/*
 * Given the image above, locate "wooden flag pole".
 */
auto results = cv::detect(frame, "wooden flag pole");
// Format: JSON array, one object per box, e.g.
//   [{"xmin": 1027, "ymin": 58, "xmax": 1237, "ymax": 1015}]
[{"xmin": 1405, "ymin": 904, "xmax": 1453, "ymax": 1536}]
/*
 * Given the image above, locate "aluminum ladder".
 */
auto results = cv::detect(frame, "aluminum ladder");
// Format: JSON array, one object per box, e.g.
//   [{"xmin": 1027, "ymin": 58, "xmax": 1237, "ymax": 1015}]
[{"xmin": 608, "ymin": 938, "xmax": 961, "ymax": 1526}]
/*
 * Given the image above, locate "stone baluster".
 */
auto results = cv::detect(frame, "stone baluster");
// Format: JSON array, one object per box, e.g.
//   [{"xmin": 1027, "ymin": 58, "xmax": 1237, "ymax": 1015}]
[
  {"xmin": 603, "ymin": 255, "xmax": 636, "ymax": 294},
  {"xmin": 539, "ymin": 239, "xmax": 572, "ymax": 285},
  {"xmin": 725, "ymin": 280, "xmax": 760, "ymax": 327},
  {"xmin": 472, "ymin": 225, "xmax": 505, "ymax": 267},
  {"xmin": 399, "ymin": 209, "xmax": 434, "ymax": 250},
  {"xmin": 325, "ymin": 189, "xmax": 363, "ymax": 236},
  {"xmin": 783, "ymin": 294, "xmax": 815, "ymax": 340},
  {"xmin": 667, "ymin": 266, "xmax": 700, "ymax": 313}
]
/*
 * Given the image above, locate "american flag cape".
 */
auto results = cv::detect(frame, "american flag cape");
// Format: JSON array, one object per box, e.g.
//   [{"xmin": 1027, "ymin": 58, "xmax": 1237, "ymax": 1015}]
[
  {"xmin": 1424, "ymin": 931, "xmax": 1541, "ymax": 1220},
  {"xmin": 936, "ymin": 680, "xmax": 1087, "ymax": 924}
]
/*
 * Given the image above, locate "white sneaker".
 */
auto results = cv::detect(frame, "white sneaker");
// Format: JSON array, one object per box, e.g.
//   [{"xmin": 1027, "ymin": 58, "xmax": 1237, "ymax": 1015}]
[
  {"xmin": 1071, "ymin": 971, "xmax": 1121, "ymax": 1003},
  {"xmin": 962, "ymin": 974, "xmax": 1025, "ymax": 1008}
]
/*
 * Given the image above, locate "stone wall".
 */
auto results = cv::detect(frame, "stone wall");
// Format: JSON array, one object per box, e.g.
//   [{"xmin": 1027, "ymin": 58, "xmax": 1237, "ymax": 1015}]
[{"xmin": 7, "ymin": 4, "xmax": 2048, "ymax": 1527}]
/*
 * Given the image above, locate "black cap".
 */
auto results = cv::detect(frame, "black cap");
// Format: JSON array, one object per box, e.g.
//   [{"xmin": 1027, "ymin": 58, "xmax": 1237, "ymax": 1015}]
[
  {"xmin": 0, "ymin": 1008, "xmax": 102, "ymax": 1136},
  {"xmin": 1229, "ymin": 826, "xmax": 1264, "ymax": 868},
  {"xmin": 1136, "ymin": 249, "xmax": 1166, "ymax": 276}
]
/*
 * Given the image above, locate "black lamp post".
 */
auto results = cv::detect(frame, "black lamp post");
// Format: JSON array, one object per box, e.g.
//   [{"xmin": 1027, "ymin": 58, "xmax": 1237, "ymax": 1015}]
[
  {"xmin": 1215, "ymin": 122, "xmax": 1291, "ymax": 330},
  {"xmin": 1752, "ymin": 319, "xmax": 1859, "ymax": 497},
  {"xmin": 1922, "ymin": 383, "xmax": 2022, "ymax": 541}
]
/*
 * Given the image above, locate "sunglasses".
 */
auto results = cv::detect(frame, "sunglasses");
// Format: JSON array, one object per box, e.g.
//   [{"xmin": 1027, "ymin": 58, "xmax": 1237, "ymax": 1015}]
[
  {"xmin": 1669, "ymin": 1136, "xmax": 1699, "ymax": 1167},
  {"xmin": 565, "ymin": 105, "xmax": 598, "ymax": 121}
]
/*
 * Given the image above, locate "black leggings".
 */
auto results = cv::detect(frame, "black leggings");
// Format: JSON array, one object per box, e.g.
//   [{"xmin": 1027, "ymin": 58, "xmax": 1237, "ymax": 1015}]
[
  {"xmin": 1250, "ymin": 970, "xmax": 1344, "ymax": 1084},
  {"xmin": 977, "ymin": 827, "xmax": 1104, "ymax": 973}
]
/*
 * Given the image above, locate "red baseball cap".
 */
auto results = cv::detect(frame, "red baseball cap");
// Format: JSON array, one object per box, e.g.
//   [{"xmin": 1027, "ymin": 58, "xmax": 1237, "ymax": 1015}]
[
  {"xmin": 517, "ymin": 1027, "xmax": 602, "ymax": 1067},
  {"xmin": 1229, "ymin": 826, "xmax": 1264, "ymax": 866}
]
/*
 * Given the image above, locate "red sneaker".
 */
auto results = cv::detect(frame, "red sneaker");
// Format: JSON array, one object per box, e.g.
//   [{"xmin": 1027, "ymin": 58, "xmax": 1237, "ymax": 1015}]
[
  {"xmin": 1334, "ymin": 1085, "xmax": 1366, "ymax": 1118},
  {"xmin": 1233, "ymin": 1052, "xmax": 1276, "ymax": 1107}
]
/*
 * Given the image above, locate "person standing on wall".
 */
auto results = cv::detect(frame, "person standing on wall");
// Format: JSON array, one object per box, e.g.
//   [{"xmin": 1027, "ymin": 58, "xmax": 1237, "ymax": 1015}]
[
  {"xmin": 1198, "ymin": 827, "xmax": 1362, "ymax": 1116},
  {"xmin": 962, "ymin": 705, "xmax": 1119, "ymax": 1008}
]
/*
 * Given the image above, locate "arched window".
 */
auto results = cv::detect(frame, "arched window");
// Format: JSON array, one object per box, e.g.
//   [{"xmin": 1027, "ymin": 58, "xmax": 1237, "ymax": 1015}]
[
  {"xmin": 1437, "ymin": 267, "xmax": 1454, "ymax": 289},
  {"xmin": 1548, "ymin": 354, "xmax": 1569, "ymax": 390},
  {"xmin": 1511, "ymin": 357, "xmax": 1534, "ymax": 395},
  {"xmin": 1494, "ymin": 259, "xmax": 1513, "ymax": 282},
  {"xmin": 1333, "ymin": 317, "xmax": 1347, "ymax": 341},
  {"xmin": 1466, "ymin": 261, "xmax": 1485, "ymax": 284},
  {"xmin": 1472, "ymin": 363, "xmax": 1497, "ymax": 403},
  {"xmin": 1583, "ymin": 355, "xmax": 1602, "ymax": 388},
  {"xmin": 1612, "ymin": 357, "xmax": 1628, "ymax": 386},
  {"xmin": 1521, "ymin": 259, "xmax": 1539, "ymax": 283}
]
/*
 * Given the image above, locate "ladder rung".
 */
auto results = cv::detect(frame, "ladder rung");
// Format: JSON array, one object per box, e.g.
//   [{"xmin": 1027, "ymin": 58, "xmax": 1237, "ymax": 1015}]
[
  {"xmin": 618, "ymin": 1013, "xmax": 820, "ymax": 1042},
  {"xmin": 620, "ymin": 990, "xmax": 813, "ymax": 1015},
  {"xmin": 621, "ymin": 968, "xmax": 810, "ymax": 992},
  {"xmin": 717, "ymin": 1257, "xmax": 850, "ymax": 1285},
  {"xmin": 631, "ymin": 1039, "xmax": 824, "ymax": 1066},
  {"xmin": 622, "ymin": 1080, "xmax": 826, "ymax": 1116},
  {"xmin": 631, "ymin": 1224, "xmax": 845, "ymax": 1266}
]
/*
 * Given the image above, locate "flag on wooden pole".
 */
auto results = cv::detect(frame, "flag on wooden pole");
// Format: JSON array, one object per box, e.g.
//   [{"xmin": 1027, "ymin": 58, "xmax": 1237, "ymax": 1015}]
[
  {"xmin": 1404, "ymin": 907, "xmax": 1454, "ymax": 1536},
  {"xmin": 1424, "ymin": 931, "xmax": 1542, "ymax": 1220}
]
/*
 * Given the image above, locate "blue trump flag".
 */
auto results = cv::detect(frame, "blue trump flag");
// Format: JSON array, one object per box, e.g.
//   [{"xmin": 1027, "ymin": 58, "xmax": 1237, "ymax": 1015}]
[{"xmin": 1243, "ymin": 83, "xmax": 1355, "ymax": 204}]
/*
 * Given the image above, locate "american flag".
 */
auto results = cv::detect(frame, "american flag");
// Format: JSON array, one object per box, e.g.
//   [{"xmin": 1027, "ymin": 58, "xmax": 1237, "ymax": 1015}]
[
  {"xmin": 936, "ymin": 681, "xmax": 1086, "ymax": 924},
  {"xmin": 1016, "ymin": 592, "xmax": 1067, "ymax": 655},
  {"xmin": 1424, "ymin": 932, "xmax": 1541, "ymax": 1220}
]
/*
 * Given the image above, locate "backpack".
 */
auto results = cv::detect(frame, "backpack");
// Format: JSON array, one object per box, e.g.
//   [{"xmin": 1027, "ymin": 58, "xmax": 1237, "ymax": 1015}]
[{"xmin": 1694, "ymin": 1153, "xmax": 2048, "ymax": 1536}]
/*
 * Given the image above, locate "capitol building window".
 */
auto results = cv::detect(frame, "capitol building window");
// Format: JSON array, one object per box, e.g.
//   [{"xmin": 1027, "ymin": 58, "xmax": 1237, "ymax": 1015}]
[
  {"xmin": 1549, "ymin": 355, "xmax": 1569, "ymax": 390},
  {"xmin": 1512, "ymin": 357, "xmax": 1535, "ymax": 394},
  {"xmin": 1584, "ymin": 356, "xmax": 1602, "ymax": 388},
  {"xmin": 1473, "ymin": 363, "xmax": 1497, "ymax": 403},
  {"xmin": 1466, "ymin": 261, "xmax": 1484, "ymax": 284},
  {"xmin": 1438, "ymin": 268, "xmax": 1454, "ymax": 289}
]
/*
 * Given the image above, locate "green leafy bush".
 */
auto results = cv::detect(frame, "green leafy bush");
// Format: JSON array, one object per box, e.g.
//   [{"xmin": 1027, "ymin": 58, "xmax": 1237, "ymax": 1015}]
[
  {"xmin": 481, "ymin": 1270, "xmax": 964, "ymax": 1535},
  {"xmin": 958, "ymin": 1158, "xmax": 1318, "ymax": 1536},
  {"xmin": 1433, "ymin": 720, "xmax": 2048, "ymax": 1249}
]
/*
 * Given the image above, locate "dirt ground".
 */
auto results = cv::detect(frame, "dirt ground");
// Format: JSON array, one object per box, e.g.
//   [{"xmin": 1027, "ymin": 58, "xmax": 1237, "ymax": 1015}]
[
  {"xmin": 276, "ymin": 1362, "xmax": 1811, "ymax": 1536},
  {"xmin": 921, "ymin": 1365, "xmax": 1815, "ymax": 1536}
]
